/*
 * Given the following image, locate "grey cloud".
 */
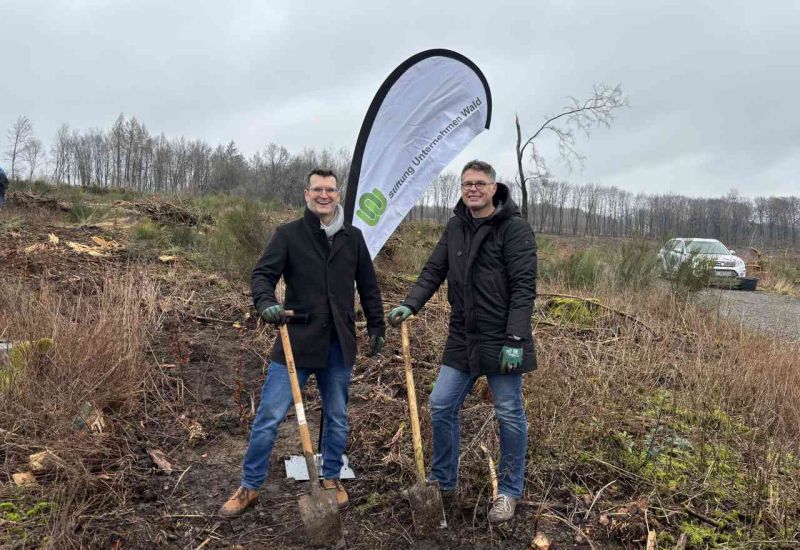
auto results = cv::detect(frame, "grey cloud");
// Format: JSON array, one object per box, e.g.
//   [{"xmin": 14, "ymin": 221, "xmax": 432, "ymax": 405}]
[{"xmin": 1, "ymin": 0, "xmax": 798, "ymax": 197}]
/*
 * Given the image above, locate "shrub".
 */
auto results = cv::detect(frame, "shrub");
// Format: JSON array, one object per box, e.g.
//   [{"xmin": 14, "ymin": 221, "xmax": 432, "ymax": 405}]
[
  {"xmin": 67, "ymin": 201, "xmax": 100, "ymax": 225},
  {"xmin": 203, "ymin": 201, "xmax": 276, "ymax": 282},
  {"xmin": 610, "ymin": 240, "xmax": 660, "ymax": 290},
  {"xmin": 375, "ymin": 221, "xmax": 442, "ymax": 278},
  {"xmin": 670, "ymin": 254, "xmax": 714, "ymax": 294},
  {"xmin": 558, "ymin": 249, "xmax": 604, "ymax": 289},
  {"xmin": 128, "ymin": 218, "xmax": 168, "ymax": 257}
]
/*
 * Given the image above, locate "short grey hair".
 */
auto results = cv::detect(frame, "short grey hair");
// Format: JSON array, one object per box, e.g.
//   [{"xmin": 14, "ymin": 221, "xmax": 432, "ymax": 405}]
[{"xmin": 460, "ymin": 160, "xmax": 496, "ymax": 182}]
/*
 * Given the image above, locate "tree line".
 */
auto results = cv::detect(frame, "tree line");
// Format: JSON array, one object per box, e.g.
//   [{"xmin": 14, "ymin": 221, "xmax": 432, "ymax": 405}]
[
  {"xmin": 5, "ymin": 114, "xmax": 799, "ymax": 248},
  {"xmin": 409, "ymin": 176, "xmax": 799, "ymax": 248},
  {"xmin": 6, "ymin": 114, "xmax": 350, "ymax": 208}
]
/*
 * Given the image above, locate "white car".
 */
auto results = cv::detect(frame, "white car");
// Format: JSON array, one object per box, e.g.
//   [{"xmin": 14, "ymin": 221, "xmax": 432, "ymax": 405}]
[{"xmin": 658, "ymin": 238, "xmax": 746, "ymax": 279}]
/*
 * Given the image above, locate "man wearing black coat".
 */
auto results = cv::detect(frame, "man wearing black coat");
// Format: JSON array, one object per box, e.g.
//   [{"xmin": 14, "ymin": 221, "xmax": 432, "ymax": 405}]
[
  {"xmin": 388, "ymin": 160, "xmax": 537, "ymax": 523},
  {"xmin": 219, "ymin": 168, "xmax": 385, "ymax": 517}
]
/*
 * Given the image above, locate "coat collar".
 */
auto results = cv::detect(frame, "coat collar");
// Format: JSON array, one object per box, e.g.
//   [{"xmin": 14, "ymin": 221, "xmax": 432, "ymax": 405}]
[{"xmin": 302, "ymin": 207, "xmax": 349, "ymax": 261}]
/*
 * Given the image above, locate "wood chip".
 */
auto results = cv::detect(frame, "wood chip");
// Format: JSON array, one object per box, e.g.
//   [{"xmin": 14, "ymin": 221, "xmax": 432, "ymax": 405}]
[
  {"xmin": 12, "ymin": 472, "xmax": 38, "ymax": 487},
  {"xmin": 66, "ymin": 241, "xmax": 107, "ymax": 257},
  {"xmin": 148, "ymin": 449, "xmax": 174, "ymax": 474},
  {"xmin": 531, "ymin": 532, "xmax": 551, "ymax": 550},
  {"xmin": 29, "ymin": 450, "xmax": 60, "ymax": 472}
]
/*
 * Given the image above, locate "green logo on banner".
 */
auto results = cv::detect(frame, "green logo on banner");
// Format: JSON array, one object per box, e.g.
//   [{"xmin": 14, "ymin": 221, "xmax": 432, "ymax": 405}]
[{"xmin": 356, "ymin": 188, "xmax": 387, "ymax": 227}]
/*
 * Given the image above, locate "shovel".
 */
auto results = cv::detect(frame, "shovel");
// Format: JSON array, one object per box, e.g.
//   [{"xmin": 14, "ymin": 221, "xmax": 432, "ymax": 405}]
[
  {"xmin": 401, "ymin": 318, "xmax": 447, "ymax": 535},
  {"xmin": 278, "ymin": 319, "xmax": 344, "ymax": 547}
]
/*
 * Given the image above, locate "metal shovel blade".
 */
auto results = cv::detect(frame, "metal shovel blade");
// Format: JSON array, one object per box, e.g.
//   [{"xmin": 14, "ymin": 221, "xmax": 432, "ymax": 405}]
[
  {"xmin": 407, "ymin": 480, "xmax": 447, "ymax": 535},
  {"xmin": 298, "ymin": 487, "xmax": 343, "ymax": 547}
]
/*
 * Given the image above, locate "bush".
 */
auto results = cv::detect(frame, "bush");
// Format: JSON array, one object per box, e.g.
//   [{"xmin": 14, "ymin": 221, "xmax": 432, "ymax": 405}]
[
  {"xmin": 128, "ymin": 218, "xmax": 168, "ymax": 257},
  {"xmin": 670, "ymin": 254, "xmax": 714, "ymax": 294},
  {"xmin": 375, "ymin": 221, "xmax": 443, "ymax": 278},
  {"xmin": 203, "ymin": 201, "xmax": 276, "ymax": 282},
  {"xmin": 610, "ymin": 240, "xmax": 660, "ymax": 290},
  {"xmin": 67, "ymin": 201, "xmax": 101, "ymax": 225},
  {"xmin": 558, "ymin": 249, "xmax": 604, "ymax": 289}
]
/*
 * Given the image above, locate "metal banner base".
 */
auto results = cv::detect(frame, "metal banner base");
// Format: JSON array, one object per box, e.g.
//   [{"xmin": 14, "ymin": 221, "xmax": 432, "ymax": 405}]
[{"xmin": 284, "ymin": 454, "xmax": 355, "ymax": 481}]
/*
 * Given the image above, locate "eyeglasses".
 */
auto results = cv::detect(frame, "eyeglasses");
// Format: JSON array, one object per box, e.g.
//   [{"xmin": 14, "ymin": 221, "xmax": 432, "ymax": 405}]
[
  {"xmin": 461, "ymin": 181, "xmax": 494, "ymax": 190},
  {"xmin": 307, "ymin": 187, "xmax": 340, "ymax": 195}
]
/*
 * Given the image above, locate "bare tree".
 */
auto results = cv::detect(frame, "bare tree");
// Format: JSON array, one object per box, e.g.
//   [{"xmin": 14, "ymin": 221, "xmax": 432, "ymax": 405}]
[
  {"xmin": 515, "ymin": 83, "xmax": 627, "ymax": 222},
  {"xmin": 5, "ymin": 115, "xmax": 35, "ymax": 180},
  {"xmin": 23, "ymin": 138, "xmax": 43, "ymax": 180}
]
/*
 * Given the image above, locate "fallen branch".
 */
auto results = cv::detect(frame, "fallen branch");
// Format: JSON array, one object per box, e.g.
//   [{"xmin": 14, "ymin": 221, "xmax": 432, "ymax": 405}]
[
  {"xmin": 682, "ymin": 505, "xmax": 722, "ymax": 529},
  {"xmin": 584, "ymin": 479, "xmax": 616, "ymax": 520},
  {"xmin": 480, "ymin": 443, "xmax": 498, "ymax": 501},
  {"xmin": 538, "ymin": 292, "xmax": 656, "ymax": 334}
]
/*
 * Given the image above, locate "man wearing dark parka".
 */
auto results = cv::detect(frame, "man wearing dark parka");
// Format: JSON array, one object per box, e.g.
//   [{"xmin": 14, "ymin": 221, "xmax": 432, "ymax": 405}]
[{"xmin": 388, "ymin": 159, "xmax": 537, "ymax": 524}]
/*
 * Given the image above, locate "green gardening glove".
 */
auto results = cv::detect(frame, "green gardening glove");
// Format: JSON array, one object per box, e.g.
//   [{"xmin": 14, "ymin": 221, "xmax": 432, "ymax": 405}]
[
  {"xmin": 499, "ymin": 339, "xmax": 523, "ymax": 374},
  {"xmin": 260, "ymin": 304, "xmax": 286, "ymax": 325},
  {"xmin": 387, "ymin": 305, "xmax": 413, "ymax": 327}
]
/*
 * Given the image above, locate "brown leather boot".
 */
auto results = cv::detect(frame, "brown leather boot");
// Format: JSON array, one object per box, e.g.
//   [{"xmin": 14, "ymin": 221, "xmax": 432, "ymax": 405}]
[
  {"xmin": 218, "ymin": 487, "xmax": 258, "ymax": 518},
  {"xmin": 321, "ymin": 479, "xmax": 348, "ymax": 509}
]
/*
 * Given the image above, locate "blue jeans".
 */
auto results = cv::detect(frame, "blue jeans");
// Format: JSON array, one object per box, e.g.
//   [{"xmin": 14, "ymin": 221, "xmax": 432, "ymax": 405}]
[
  {"xmin": 241, "ymin": 340, "xmax": 352, "ymax": 490},
  {"xmin": 429, "ymin": 365, "xmax": 528, "ymax": 499}
]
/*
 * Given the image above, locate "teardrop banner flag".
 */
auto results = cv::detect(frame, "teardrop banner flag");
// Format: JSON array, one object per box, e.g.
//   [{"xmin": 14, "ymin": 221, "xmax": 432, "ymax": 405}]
[{"xmin": 344, "ymin": 49, "xmax": 492, "ymax": 258}]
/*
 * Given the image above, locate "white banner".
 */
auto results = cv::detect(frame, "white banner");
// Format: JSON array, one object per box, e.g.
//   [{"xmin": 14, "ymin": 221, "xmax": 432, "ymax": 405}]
[{"xmin": 345, "ymin": 50, "xmax": 491, "ymax": 258}]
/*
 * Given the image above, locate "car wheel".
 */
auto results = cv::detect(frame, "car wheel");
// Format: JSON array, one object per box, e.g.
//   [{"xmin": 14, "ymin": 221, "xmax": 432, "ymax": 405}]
[{"xmin": 738, "ymin": 277, "xmax": 758, "ymax": 291}]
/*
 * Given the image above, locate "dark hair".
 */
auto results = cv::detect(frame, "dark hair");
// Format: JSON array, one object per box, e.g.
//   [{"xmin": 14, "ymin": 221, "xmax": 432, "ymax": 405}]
[
  {"xmin": 306, "ymin": 168, "xmax": 338, "ymax": 189},
  {"xmin": 461, "ymin": 160, "xmax": 496, "ymax": 182}
]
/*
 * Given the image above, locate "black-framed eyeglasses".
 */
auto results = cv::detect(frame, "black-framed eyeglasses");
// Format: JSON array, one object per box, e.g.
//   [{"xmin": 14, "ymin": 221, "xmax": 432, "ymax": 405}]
[
  {"xmin": 307, "ymin": 187, "xmax": 340, "ymax": 195},
  {"xmin": 461, "ymin": 181, "xmax": 493, "ymax": 190}
]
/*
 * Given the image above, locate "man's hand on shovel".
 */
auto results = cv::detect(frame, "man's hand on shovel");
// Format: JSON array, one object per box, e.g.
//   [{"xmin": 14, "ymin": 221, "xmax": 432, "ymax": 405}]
[
  {"xmin": 387, "ymin": 305, "xmax": 413, "ymax": 327},
  {"xmin": 260, "ymin": 304, "xmax": 287, "ymax": 325}
]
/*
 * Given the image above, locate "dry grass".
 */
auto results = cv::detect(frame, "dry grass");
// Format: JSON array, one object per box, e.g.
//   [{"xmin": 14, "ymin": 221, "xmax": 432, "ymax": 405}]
[
  {"xmin": 375, "ymin": 236, "xmax": 800, "ymax": 546},
  {"xmin": 3, "ymin": 189, "xmax": 799, "ymax": 546},
  {"xmin": 0, "ymin": 271, "xmax": 160, "ymax": 547},
  {"xmin": 523, "ymin": 283, "xmax": 799, "ymax": 545}
]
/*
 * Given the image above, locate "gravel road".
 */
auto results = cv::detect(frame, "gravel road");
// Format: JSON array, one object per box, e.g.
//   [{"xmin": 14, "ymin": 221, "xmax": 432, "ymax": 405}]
[{"xmin": 694, "ymin": 288, "xmax": 800, "ymax": 342}]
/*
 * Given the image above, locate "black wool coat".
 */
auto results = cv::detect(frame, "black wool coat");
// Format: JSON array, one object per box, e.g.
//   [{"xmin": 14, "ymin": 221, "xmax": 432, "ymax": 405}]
[
  {"xmin": 403, "ymin": 183, "xmax": 537, "ymax": 376},
  {"xmin": 251, "ymin": 208, "xmax": 385, "ymax": 369}
]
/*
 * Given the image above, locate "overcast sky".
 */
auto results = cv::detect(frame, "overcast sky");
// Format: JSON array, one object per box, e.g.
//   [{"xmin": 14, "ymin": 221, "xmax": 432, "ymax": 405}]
[{"xmin": 1, "ymin": 0, "xmax": 798, "ymax": 197}]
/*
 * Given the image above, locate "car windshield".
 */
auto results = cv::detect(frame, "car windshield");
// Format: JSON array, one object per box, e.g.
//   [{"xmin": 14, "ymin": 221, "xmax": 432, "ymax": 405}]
[{"xmin": 686, "ymin": 240, "xmax": 729, "ymax": 255}]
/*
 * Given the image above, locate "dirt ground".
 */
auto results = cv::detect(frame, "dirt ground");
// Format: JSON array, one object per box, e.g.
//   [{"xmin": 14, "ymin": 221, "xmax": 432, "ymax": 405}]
[{"xmin": 1, "ymin": 206, "xmax": 585, "ymax": 549}]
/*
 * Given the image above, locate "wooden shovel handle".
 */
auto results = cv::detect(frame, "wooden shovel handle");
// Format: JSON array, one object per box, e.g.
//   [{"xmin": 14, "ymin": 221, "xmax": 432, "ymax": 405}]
[
  {"xmin": 279, "ymin": 322, "xmax": 320, "ymax": 494},
  {"xmin": 401, "ymin": 319, "xmax": 427, "ymax": 485}
]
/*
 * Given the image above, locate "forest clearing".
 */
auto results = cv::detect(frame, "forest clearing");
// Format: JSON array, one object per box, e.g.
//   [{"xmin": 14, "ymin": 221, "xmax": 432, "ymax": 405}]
[{"xmin": 2, "ymin": 184, "xmax": 799, "ymax": 548}]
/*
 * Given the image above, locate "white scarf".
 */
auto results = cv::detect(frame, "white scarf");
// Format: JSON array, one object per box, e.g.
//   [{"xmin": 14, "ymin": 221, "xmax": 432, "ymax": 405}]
[{"xmin": 320, "ymin": 204, "xmax": 344, "ymax": 239}]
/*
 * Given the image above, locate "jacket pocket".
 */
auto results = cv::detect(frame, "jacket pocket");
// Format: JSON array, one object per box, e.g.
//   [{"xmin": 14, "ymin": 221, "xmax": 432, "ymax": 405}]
[{"xmin": 491, "ymin": 271, "xmax": 509, "ymax": 304}]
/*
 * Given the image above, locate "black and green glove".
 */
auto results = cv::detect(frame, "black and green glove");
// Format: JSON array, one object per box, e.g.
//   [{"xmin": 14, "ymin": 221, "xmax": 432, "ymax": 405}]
[
  {"xmin": 499, "ymin": 336, "xmax": 523, "ymax": 374},
  {"xmin": 260, "ymin": 304, "xmax": 286, "ymax": 325},
  {"xmin": 367, "ymin": 334, "xmax": 385, "ymax": 357},
  {"xmin": 387, "ymin": 305, "xmax": 413, "ymax": 327}
]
